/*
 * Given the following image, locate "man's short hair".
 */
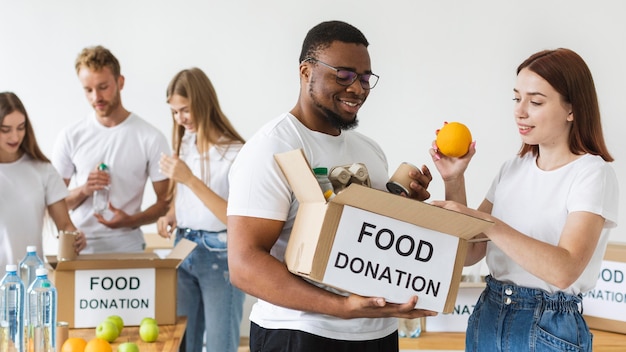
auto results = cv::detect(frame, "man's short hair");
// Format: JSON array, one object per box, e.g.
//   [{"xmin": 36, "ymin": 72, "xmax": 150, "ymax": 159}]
[
  {"xmin": 299, "ymin": 20, "xmax": 369, "ymax": 63},
  {"xmin": 75, "ymin": 45, "xmax": 121, "ymax": 77}
]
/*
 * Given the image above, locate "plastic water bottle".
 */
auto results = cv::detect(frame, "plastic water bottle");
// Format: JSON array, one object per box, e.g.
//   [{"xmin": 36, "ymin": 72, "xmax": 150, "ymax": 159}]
[
  {"xmin": 1, "ymin": 264, "xmax": 25, "ymax": 352},
  {"xmin": 93, "ymin": 163, "xmax": 110, "ymax": 214},
  {"xmin": 398, "ymin": 317, "xmax": 423, "ymax": 338},
  {"xmin": 26, "ymin": 268, "xmax": 56, "ymax": 352},
  {"xmin": 313, "ymin": 167, "xmax": 335, "ymax": 200},
  {"xmin": 18, "ymin": 246, "xmax": 44, "ymax": 290}
]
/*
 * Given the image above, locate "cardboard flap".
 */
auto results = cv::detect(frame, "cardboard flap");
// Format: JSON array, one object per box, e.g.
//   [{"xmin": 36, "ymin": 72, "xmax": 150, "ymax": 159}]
[
  {"xmin": 167, "ymin": 238, "xmax": 197, "ymax": 264},
  {"xmin": 274, "ymin": 149, "xmax": 326, "ymax": 203},
  {"xmin": 333, "ymin": 184, "xmax": 493, "ymax": 240},
  {"xmin": 285, "ymin": 202, "xmax": 329, "ymax": 275},
  {"xmin": 45, "ymin": 239, "xmax": 196, "ymax": 271},
  {"xmin": 603, "ymin": 242, "xmax": 626, "ymax": 262}
]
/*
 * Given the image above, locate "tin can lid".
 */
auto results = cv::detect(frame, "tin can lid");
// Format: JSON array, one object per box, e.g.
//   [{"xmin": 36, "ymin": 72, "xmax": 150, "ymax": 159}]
[{"xmin": 386, "ymin": 181, "xmax": 409, "ymax": 195}]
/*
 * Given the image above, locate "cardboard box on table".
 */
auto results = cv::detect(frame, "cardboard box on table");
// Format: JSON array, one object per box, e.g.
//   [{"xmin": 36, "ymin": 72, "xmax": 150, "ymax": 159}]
[
  {"xmin": 582, "ymin": 242, "xmax": 626, "ymax": 334},
  {"xmin": 274, "ymin": 149, "xmax": 493, "ymax": 313},
  {"xmin": 46, "ymin": 239, "xmax": 196, "ymax": 328}
]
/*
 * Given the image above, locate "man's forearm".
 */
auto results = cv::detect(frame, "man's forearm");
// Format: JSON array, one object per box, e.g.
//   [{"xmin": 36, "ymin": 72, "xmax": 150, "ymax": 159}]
[{"xmin": 124, "ymin": 200, "xmax": 170, "ymax": 228}]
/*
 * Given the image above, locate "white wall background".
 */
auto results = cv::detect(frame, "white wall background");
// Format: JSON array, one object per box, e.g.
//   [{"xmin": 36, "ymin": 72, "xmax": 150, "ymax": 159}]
[
  {"xmin": 3, "ymin": 0, "xmax": 625, "ymax": 339},
  {"xmin": 2, "ymin": 0, "xmax": 623, "ymax": 242}
]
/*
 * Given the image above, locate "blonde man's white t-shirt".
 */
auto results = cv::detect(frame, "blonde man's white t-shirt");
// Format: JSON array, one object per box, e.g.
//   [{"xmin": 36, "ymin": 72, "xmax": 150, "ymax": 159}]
[{"xmin": 52, "ymin": 112, "xmax": 169, "ymax": 253}]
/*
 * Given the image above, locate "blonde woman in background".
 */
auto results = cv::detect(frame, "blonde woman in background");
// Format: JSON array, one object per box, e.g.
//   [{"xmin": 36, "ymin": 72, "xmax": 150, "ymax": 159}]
[{"xmin": 157, "ymin": 68, "xmax": 246, "ymax": 352}]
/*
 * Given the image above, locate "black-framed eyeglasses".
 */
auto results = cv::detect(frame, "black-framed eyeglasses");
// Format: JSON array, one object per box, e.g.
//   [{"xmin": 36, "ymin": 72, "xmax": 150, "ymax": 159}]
[{"xmin": 304, "ymin": 57, "xmax": 379, "ymax": 90}]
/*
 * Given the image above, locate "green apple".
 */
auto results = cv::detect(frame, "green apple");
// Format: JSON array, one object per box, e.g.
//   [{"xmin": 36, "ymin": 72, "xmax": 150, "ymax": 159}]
[
  {"xmin": 105, "ymin": 315, "xmax": 124, "ymax": 334},
  {"xmin": 140, "ymin": 317, "xmax": 157, "ymax": 326},
  {"xmin": 139, "ymin": 322, "xmax": 159, "ymax": 342},
  {"xmin": 95, "ymin": 319, "xmax": 119, "ymax": 342},
  {"xmin": 117, "ymin": 342, "xmax": 140, "ymax": 352}
]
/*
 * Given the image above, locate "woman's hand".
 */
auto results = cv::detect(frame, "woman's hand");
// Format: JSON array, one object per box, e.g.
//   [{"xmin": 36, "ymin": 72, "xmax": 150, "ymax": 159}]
[
  {"xmin": 74, "ymin": 231, "xmax": 87, "ymax": 253},
  {"xmin": 157, "ymin": 213, "xmax": 177, "ymax": 238},
  {"xmin": 159, "ymin": 153, "xmax": 194, "ymax": 185},
  {"xmin": 429, "ymin": 140, "xmax": 476, "ymax": 181}
]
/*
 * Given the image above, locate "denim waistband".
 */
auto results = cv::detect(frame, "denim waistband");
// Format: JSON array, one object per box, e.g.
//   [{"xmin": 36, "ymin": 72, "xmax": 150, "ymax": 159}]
[
  {"xmin": 176, "ymin": 227, "xmax": 227, "ymax": 238},
  {"xmin": 485, "ymin": 275, "xmax": 582, "ymax": 313}
]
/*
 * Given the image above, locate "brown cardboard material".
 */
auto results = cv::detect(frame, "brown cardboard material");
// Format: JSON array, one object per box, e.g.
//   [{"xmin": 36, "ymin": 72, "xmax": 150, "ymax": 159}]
[
  {"xmin": 274, "ymin": 149, "xmax": 493, "ymax": 313},
  {"xmin": 143, "ymin": 232, "xmax": 175, "ymax": 253},
  {"xmin": 46, "ymin": 238, "xmax": 196, "ymax": 328},
  {"xmin": 582, "ymin": 242, "xmax": 626, "ymax": 335}
]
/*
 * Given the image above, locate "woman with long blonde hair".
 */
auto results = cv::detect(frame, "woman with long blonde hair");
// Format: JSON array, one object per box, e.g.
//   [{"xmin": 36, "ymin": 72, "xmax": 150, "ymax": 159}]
[{"xmin": 156, "ymin": 68, "xmax": 245, "ymax": 352}]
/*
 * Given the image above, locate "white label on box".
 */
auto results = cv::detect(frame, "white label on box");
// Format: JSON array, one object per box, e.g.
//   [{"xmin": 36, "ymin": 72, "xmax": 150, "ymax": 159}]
[
  {"xmin": 324, "ymin": 205, "xmax": 460, "ymax": 311},
  {"xmin": 582, "ymin": 260, "xmax": 626, "ymax": 321},
  {"xmin": 425, "ymin": 286, "xmax": 483, "ymax": 332},
  {"xmin": 74, "ymin": 268, "xmax": 155, "ymax": 327}
]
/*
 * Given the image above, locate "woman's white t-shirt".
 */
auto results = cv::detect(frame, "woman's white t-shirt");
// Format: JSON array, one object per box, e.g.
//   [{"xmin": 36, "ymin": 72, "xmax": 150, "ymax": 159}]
[
  {"xmin": 486, "ymin": 153, "xmax": 619, "ymax": 295},
  {"xmin": 0, "ymin": 155, "xmax": 68, "ymax": 268},
  {"xmin": 175, "ymin": 131, "xmax": 242, "ymax": 231}
]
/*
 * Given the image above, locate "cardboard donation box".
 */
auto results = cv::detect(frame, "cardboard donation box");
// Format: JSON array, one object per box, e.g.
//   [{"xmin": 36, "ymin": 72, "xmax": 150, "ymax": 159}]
[
  {"xmin": 274, "ymin": 149, "xmax": 493, "ymax": 313},
  {"xmin": 582, "ymin": 242, "xmax": 626, "ymax": 334},
  {"xmin": 46, "ymin": 239, "xmax": 196, "ymax": 328},
  {"xmin": 424, "ymin": 281, "xmax": 485, "ymax": 332}
]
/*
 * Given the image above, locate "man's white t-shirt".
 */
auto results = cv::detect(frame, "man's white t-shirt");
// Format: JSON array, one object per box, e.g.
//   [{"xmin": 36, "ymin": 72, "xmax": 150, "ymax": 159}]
[
  {"xmin": 0, "ymin": 155, "xmax": 68, "ymax": 268},
  {"xmin": 228, "ymin": 113, "xmax": 397, "ymax": 341},
  {"xmin": 486, "ymin": 153, "xmax": 619, "ymax": 295},
  {"xmin": 52, "ymin": 112, "xmax": 169, "ymax": 253}
]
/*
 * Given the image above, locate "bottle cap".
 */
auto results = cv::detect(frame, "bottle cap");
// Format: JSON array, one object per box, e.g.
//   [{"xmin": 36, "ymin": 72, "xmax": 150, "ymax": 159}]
[
  {"xmin": 5, "ymin": 264, "xmax": 17, "ymax": 272},
  {"xmin": 313, "ymin": 167, "xmax": 328, "ymax": 176},
  {"xmin": 35, "ymin": 268, "xmax": 48, "ymax": 277},
  {"xmin": 27, "ymin": 245, "xmax": 37, "ymax": 253},
  {"xmin": 98, "ymin": 163, "xmax": 108, "ymax": 171}
]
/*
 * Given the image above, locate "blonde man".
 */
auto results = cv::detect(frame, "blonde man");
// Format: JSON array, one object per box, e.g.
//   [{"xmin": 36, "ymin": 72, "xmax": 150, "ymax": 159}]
[{"xmin": 52, "ymin": 45, "xmax": 170, "ymax": 253}]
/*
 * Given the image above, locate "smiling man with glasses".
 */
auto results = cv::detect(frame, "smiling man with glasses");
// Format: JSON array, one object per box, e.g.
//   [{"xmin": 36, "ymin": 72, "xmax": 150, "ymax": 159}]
[{"xmin": 227, "ymin": 20, "xmax": 435, "ymax": 352}]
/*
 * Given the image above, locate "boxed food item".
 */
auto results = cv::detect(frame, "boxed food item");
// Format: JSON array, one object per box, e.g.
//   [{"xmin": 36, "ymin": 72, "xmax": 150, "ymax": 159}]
[
  {"xmin": 582, "ymin": 242, "xmax": 626, "ymax": 334},
  {"xmin": 274, "ymin": 149, "xmax": 493, "ymax": 313},
  {"xmin": 46, "ymin": 239, "xmax": 196, "ymax": 328}
]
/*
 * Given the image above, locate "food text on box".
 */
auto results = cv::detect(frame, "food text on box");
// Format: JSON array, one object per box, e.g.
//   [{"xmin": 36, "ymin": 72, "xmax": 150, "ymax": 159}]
[{"xmin": 74, "ymin": 268, "xmax": 155, "ymax": 327}]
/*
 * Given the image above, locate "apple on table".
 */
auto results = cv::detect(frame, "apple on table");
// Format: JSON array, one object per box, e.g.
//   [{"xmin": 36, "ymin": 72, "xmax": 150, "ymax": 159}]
[
  {"xmin": 96, "ymin": 319, "xmax": 120, "ymax": 343},
  {"xmin": 139, "ymin": 317, "xmax": 159, "ymax": 343},
  {"xmin": 105, "ymin": 315, "xmax": 124, "ymax": 334},
  {"xmin": 118, "ymin": 342, "xmax": 140, "ymax": 352}
]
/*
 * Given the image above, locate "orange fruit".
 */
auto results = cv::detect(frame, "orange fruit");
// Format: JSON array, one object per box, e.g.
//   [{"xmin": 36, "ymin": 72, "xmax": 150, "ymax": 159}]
[
  {"xmin": 84, "ymin": 338, "xmax": 112, "ymax": 352},
  {"xmin": 61, "ymin": 337, "xmax": 88, "ymax": 352},
  {"xmin": 435, "ymin": 121, "xmax": 472, "ymax": 157}
]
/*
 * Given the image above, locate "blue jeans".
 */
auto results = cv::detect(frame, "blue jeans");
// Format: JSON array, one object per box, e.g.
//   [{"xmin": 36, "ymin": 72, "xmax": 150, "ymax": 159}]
[
  {"xmin": 175, "ymin": 227, "xmax": 245, "ymax": 352},
  {"xmin": 466, "ymin": 275, "xmax": 592, "ymax": 352}
]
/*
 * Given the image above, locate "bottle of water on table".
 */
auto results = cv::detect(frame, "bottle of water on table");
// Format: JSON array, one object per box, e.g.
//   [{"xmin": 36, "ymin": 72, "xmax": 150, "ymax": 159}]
[
  {"xmin": 19, "ymin": 246, "xmax": 44, "ymax": 290},
  {"xmin": 26, "ymin": 268, "xmax": 56, "ymax": 352},
  {"xmin": 1, "ymin": 264, "xmax": 25, "ymax": 352}
]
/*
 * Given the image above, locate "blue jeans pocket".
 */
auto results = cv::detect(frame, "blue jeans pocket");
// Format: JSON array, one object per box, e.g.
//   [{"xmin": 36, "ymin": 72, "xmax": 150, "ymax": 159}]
[
  {"xmin": 534, "ymin": 309, "xmax": 591, "ymax": 352},
  {"xmin": 201, "ymin": 231, "xmax": 228, "ymax": 251}
]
